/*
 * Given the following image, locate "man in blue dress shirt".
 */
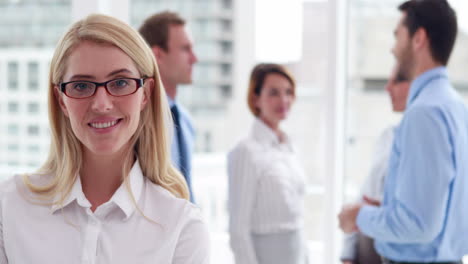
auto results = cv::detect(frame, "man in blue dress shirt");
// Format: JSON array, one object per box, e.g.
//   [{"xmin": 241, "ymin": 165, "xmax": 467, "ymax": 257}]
[
  {"xmin": 339, "ymin": 0, "xmax": 468, "ymax": 263},
  {"xmin": 139, "ymin": 12, "xmax": 197, "ymax": 202}
]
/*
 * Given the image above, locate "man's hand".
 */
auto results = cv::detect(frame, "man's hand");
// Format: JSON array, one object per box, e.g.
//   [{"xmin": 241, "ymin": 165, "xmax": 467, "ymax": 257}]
[
  {"xmin": 338, "ymin": 203, "xmax": 363, "ymax": 233},
  {"xmin": 363, "ymin": 195, "xmax": 381, "ymax": 207}
]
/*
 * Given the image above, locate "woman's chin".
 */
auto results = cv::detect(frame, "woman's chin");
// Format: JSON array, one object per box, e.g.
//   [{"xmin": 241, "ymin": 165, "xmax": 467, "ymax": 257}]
[
  {"xmin": 84, "ymin": 144, "xmax": 126, "ymax": 157},
  {"xmin": 277, "ymin": 113, "xmax": 289, "ymax": 121}
]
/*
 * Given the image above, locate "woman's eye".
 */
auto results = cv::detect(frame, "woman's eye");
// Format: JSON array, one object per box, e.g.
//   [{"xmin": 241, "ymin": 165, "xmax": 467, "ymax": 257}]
[
  {"xmin": 115, "ymin": 79, "xmax": 129, "ymax": 87},
  {"xmin": 74, "ymin": 82, "xmax": 91, "ymax": 90}
]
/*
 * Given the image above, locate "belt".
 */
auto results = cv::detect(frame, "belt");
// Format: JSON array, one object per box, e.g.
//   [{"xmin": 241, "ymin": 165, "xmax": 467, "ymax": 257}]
[{"xmin": 381, "ymin": 258, "xmax": 462, "ymax": 264}]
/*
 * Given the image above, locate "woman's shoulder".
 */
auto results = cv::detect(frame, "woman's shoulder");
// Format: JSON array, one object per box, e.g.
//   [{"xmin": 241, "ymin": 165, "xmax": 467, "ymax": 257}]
[
  {"xmin": 0, "ymin": 175, "xmax": 18, "ymax": 198},
  {"xmin": 143, "ymin": 180, "xmax": 205, "ymax": 226},
  {"xmin": 0, "ymin": 173, "xmax": 51, "ymax": 202},
  {"xmin": 229, "ymin": 137, "xmax": 262, "ymax": 157},
  {"xmin": 143, "ymin": 182, "xmax": 210, "ymax": 262}
]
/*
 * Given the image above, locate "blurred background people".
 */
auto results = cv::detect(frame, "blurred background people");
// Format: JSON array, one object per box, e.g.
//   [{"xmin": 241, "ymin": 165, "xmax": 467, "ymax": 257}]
[
  {"xmin": 339, "ymin": 0, "xmax": 468, "ymax": 263},
  {"xmin": 340, "ymin": 67, "xmax": 410, "ymax": 264},
  {"xmin": 0, "ymin": 14, "xmax": 209, "ymax": 263},
  {"xmin": 227, "ymin": 63, "xmax": 308, "ymax": 264},
  {"xmin": 139, "ymin": 11, "xmax": 198, "ymax": 202}
]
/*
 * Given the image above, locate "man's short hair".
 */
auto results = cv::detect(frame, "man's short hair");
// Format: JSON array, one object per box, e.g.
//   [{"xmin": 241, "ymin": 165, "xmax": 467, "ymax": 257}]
[
  {"xmin": 138, "ymin": 11, "xmax": 185, "ymax": 51},
  {"xmin": 398, "ymin": 0, "xmax": 458, "ymax": 65}
]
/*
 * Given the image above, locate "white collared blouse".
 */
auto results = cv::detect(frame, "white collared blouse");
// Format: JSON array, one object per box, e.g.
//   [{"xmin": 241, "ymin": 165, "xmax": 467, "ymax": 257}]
[
  {"xmin": 0, "ymin": 161, "xmax": 209, "ymax": 264},
  {"xmin": 227, "ymin": 118, "xmax": 306, "ymax": 264}
]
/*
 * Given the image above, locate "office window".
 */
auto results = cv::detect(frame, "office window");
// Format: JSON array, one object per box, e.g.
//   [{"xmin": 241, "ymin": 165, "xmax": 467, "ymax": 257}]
[
  {"xmin": 195, "ymin": 19, "xmax": 208, "ymax": 37},
  {"xmin": 220, "ymin": 41, "xmax": 232, "ymax": 55},
  {"xmin": 204, "ymin": 131, "xmax": 212, "ymax": 152},
  {"xmin": 27, "ymin": 145, "xmax": 40, "ymax": 153},
  {"xmin": 27, "ymin": 102, "xmax": 39, "ymax": 114},
  {"xmin": 27, "ymin": 161, "xmax": 39, "ymax": 167},
  {"xmin": 0, "ymin": 0, "xmax": 71, "ymax": 180},
  {"xmin": 7, "ymin": 161, "xmax": 19, "ymax": 166},
  {"xmin": 7, "ymin": 124, "xmax": 18, "ymax": 135},
  {"xmin": 221, "ymin": 63, "xmax": 231, "ymax": 76},
  {"xmin": 222, "ymin": 0, "xmax": 232, "ymax": 9},
  {"xmin": 28, "ymin": 62, "xmax": 39, "ymax": 91},
  {"xmin": 7, "ymin": 144, "xmax": 19, "ymax": 152},
  {"xmin": 221, "ymin": 19, "xmax": 232, "ymax": 32},
  {"xmin": 220, "ymin": 84, "xmax": 231, "ymax": 97},
  {"xmin": 7, "ymin": 62, "xmax": 18, "ymax": 91},
  {"xmin": 27, "ymin": 125, "xmax": 39, "ymax": 136},
  {"xmin": 8, "ymin": 102, "xmax": 18, "ymax": 113},
  {"xmin": 0, "ymin": 0, "xmax": 71, "ymax": 47}
]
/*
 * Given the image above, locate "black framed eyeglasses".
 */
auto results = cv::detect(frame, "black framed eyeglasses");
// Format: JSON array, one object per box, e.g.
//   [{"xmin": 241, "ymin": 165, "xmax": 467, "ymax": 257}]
[{"xmin": 59, "ymin": 78, "xmax": 146, "ymax": 99}]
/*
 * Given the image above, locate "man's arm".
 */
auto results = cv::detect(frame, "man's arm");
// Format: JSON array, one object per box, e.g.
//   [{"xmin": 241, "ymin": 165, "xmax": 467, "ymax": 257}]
[{"xmin": 357, "ymin": 106, "xmax": 454, "ymax": 243}]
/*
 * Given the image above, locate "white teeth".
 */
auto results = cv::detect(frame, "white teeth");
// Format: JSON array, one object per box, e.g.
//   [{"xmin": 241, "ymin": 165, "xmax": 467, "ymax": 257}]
[{"xmin": 90, "ymin": 120, "xmax": 118, "ymax": 129}]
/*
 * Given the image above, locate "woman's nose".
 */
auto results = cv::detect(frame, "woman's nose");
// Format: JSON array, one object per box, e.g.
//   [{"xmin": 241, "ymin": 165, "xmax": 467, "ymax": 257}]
[{"xmin": 91, "ymin": 86, "xmax": 113, "ymax": 112}]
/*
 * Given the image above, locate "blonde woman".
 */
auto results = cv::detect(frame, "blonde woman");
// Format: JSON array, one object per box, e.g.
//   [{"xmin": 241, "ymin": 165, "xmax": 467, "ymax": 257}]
[
  {"xmin": 228, "ymin": 63, "xmax": 308, "ymax": 264},
  {"xmin": 0, "ymin": 14, "xmax": 209, "ymax": 263}
]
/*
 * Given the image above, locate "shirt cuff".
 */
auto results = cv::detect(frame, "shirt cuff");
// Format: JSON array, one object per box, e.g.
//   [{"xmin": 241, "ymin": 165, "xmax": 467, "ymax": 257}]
[
  {"xmin": 356, "ymin": 205, "xmax": 380, "ymax": 237},
  {"xmin": 340, "ymin": 232, "xmax": 358, "ymax": 260}
]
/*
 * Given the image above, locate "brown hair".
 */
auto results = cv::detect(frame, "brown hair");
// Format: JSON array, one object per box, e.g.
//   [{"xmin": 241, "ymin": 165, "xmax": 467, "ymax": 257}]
[
  {"xmin": 247, "ymin": 63, "xmax": 296, "ymax": 116},
  {"xmin": 138, "ymin": 11, "xmax": 185, "ymax": 51},
  {"xmin": 398, "ymin": 0, "xmax": 457, "ymax": 65}
]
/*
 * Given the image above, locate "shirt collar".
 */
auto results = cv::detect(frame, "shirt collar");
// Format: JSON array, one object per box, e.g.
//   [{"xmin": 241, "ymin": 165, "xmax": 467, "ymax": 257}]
[
  {"xmin": 407, "ymin": 66, "xmax": 448, "ymax": 107},
  {"xmin": 251, "ymin": 118, "xmax": 288, "ymax": 146},
  {"xmin": 51, "ymin": 175, "xmax": 91, "ymax": 213},
  {"xmin": 167, "ymin": 96, "xmax": 176, "ymax": 107},
  {"xmin": 111, "ymin": 160, "xmax": 144, "ymax": 219},
  {"xmin": 51, "ymin": 160, "xmax": 145, "ymax": 219}
]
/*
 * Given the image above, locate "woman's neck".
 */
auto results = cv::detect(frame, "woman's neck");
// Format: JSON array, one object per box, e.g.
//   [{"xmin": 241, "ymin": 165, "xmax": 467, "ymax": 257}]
[
  {"xmin": 80, "ymin": 148, "xmax": 133, "ymax": 211},
  {"xmin": 259, "ymin": 117, "xmax": 285, "ymax": 143}
]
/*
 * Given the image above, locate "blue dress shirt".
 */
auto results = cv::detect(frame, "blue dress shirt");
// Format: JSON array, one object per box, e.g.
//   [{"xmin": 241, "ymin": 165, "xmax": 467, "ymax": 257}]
[
  {"xmin": 357, "ymin": 67, "xmax": 468, "ymax": 262},
  {"xmin": 168, "ymin": 98, "xmax": 196, "ymax": 202}
]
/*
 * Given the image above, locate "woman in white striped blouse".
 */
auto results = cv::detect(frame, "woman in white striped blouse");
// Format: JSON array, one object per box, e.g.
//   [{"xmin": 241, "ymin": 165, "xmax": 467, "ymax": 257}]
[{"xmin": 227, "ymin": 63, "xmax": 308, "ymax": 264}]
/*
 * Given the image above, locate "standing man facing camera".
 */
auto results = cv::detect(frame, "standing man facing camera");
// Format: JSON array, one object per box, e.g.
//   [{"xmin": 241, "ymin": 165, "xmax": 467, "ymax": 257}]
[
  {"xmin": 139, "ymin": 11, "xmax": 198, "ymax": 202},
  {"xmin": 339, "ymin": 0, "xmax": 468, "ymax": 263}
]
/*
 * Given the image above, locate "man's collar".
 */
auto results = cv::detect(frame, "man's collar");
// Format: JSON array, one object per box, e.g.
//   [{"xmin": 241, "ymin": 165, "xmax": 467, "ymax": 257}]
[
  {"xmin": 407, "ymin": 66, "xmax": 448, "ymax": 106},
  {"xmin": 167, "ymin": 96, "xmax": 176, "ymax": 107}
]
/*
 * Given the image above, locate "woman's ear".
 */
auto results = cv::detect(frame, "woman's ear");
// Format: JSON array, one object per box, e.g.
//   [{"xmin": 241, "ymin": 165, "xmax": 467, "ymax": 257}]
[
  {"xmin": 54, "ymin": 85, "xmax": 69, "ymax": 117},
  {"xmin": 141, "ymin": 78, "xmax": 154, "ymax": 110}
]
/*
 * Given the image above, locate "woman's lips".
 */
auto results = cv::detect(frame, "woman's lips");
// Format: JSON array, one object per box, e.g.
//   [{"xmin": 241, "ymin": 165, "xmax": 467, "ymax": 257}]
[{"xmin": 88, "ymin": 118, "xmax": 123, "ymax": 129}]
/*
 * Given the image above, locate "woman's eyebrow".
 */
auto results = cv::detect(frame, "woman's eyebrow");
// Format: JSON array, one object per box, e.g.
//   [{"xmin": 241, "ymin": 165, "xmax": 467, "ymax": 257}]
[
  {"xmin": 106, "ymin": 68, "xmax": 134, "ymax": 78},
  {"xmin": 67, "ymin": 69, "xmax": 135, "ymax": 81},
  {"xmin": 68, "ymin": 74, "xmax": 95, "ymax": 80}
]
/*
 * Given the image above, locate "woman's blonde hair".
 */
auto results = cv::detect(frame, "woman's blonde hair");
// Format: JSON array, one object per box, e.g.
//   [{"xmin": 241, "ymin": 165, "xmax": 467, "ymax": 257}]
[
  {"xmin": 247, "ymin": 63, "xmax": 296, "ymax": 116},
  {"xmin": 23, "ymin": 14, "xmax": 189, "ymax": 203}
]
